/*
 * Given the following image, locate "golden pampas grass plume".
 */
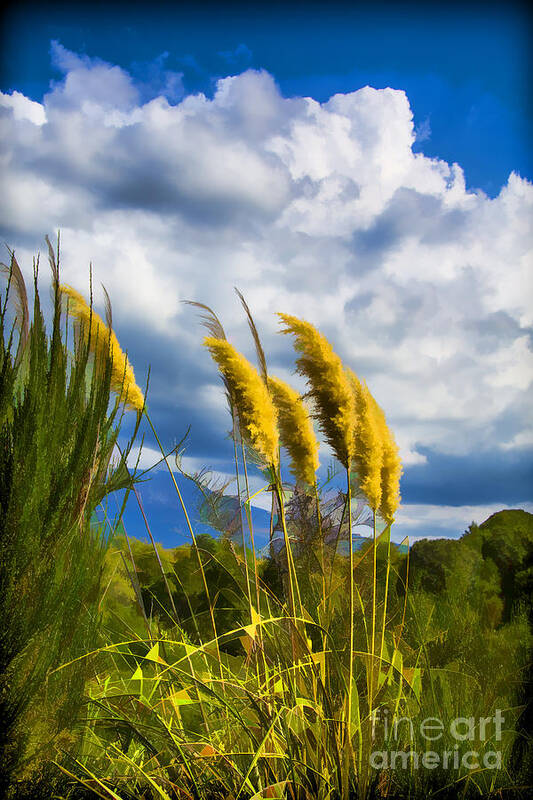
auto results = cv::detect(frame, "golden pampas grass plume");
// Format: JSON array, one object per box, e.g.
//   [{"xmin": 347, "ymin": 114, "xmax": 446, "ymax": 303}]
[
  {"xmin": 60, "ymin": 285, "xmax": 145, "ymax": 413},
  {"xmin": 278, "ymin": 313, "xmax": 355, "ymax": 468},
  {"xmin": 268, "ymin": 376, "xmax": 319, "ymax": 485},
  {"xmin": 368, "ymin": 394, "xmax": 402, "ymax": 524},
  {"xmin": 204, "ymin": 337, "xmax": 279, "ymax": 466},
  {"xmin": 347, "ymin": 369, "xmax": 383, "ymax": 512}
]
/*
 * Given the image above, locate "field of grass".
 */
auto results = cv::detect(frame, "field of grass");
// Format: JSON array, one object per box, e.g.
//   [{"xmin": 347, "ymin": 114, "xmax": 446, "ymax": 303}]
[{"xmin": 1, "ymin": 243, "xmax": 532, "ymax": 799}]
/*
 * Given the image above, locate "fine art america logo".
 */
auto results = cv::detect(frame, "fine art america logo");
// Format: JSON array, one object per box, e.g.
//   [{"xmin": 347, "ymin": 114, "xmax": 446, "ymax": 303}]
[{"xmin": 370, "ymin": 709, "xmax": 504, "ymax": 770}]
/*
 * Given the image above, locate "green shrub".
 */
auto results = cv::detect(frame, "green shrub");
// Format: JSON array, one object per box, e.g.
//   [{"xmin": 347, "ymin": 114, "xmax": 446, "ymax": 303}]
[{"xmin": 0, "ymin": 243, "xmax": 141, "ymax": 794}]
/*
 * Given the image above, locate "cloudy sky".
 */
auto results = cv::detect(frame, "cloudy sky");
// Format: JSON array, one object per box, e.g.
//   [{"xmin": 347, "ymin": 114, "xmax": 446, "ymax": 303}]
[{"xmin": 1, "ymin": 2, "xmax": 532, "ymax": 546}]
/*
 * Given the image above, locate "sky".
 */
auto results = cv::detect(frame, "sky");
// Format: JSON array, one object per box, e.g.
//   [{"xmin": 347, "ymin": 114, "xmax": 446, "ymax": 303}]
[{"xmin": 1, "ymin": 1, "xmax": 532, "ymax": 547}]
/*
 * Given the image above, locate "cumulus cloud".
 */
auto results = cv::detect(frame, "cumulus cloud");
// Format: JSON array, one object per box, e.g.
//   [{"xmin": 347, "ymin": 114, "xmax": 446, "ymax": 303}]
[
  {"xmin": 0, "ymin": 90, "xmax": 46, "ymax": 125},
  {"xmin": 392, "ymin": 502, "xmax": 533, "ymax": 542},
  {"xmin": 0, "ymin": 44, "xmax": 532, "ymax": 512}
]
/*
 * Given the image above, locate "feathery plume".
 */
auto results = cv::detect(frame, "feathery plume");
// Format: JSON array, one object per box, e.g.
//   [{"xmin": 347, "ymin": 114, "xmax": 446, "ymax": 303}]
[
  {"xmin": 183, "ymin": 300, "xmax": 227, "ymax": 341},
  {"xmin": 204, "ymin": 337, "xmax": 279, "ymax": 465},
  {"xmin": 235, "ymin": 288, "xmax": 268, "ymax": 383},
  {"xmin": 278, "ymin": 314, "xmax": 355, "ymax": 468},
  {"xmin": 347, "ymin": 369, "xmax": 383, "ymax": 511},
  {"xmin": 364, "ymin": 388, "xmax": 402, "ymax": 522},
  {"xmin": 60, "ymin": 285, "xmax": 145, "ymax": 413},
  {"xmin": 184, "ymin": 300, "xmax": 236, "ymax": 414},
  {"xmin": 379, "ymin": 433, "xmax": 402, "ymax": 524},
  {"xmin": 268, "ymin": 376, "xmax": 319, "ymax": 485},
  {"xmin": 0, "ymin": 251, "xmax": 29, "ymax": 352},
  {"xmin": 368, "ymin": 395, "xmax": 402, "ymax": 524}
]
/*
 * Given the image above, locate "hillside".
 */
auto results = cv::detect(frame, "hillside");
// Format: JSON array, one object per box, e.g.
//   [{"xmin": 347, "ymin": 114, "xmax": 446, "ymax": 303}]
[{"xmin": 409, "ymin": 509, "xmax": 533, "ymax": 622}]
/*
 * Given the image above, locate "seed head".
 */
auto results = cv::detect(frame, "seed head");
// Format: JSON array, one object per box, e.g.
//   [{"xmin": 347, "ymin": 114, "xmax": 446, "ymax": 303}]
[
  {"xmin": 278, "ymin": 313, "xmax": 355, "ymax": 468},
  {"xmin": 268, "ymin": 375, "xmax": 319, "ymax": 485},
  {"xmin": 204, "ymin": 337, "xmax": 279, "ymax": 466},
  {"xmin": 61, "ymin": 285, "xmax": 144, "ymax": 413}
]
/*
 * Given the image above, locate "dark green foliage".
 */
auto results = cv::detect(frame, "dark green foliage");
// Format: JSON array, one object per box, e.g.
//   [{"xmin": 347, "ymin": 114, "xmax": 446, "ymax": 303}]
[
  {"xmin": 385, "ymin": 511, "xmax": 533, "ymax": 799},
  {"xmin": 406, "ymin": 510, "xmax": 533, "ymax": 658},
  {"xmin": 93, "ymin": 513, "xmax": 533, "ymax": 799},
  {"xmin": 464, "ymin": 509, "xmax": 533, "ymax": 620},
  {"xmin": 104, "ymin": 533, "xmax": 275, "ymax": 653},
  {"xmin": 407, "ymin": 510, "xmax": 533, "ymax": 620},
  {"xmin": 0, "ymin": 249, "xmax": 139, "ymax": 793}
]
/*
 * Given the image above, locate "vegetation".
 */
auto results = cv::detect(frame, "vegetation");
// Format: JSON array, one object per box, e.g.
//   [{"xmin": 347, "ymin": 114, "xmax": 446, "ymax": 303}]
[
  {"xmin": 1, "ymin": 244, "xmax": 531, "ymax": 799},
  {"xmin": 0, "ymin": 241, "xmax": 143, "ymax": 795}
]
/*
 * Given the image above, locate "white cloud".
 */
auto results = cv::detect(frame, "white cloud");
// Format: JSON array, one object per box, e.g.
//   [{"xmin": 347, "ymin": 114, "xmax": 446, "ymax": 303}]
[
  {"xmin": 0, "ymin": 90, "xmax": 46, "ymax": 125},
  {"xmin": 49, "ymin": 40, "xmax": 140, "ymax": 111},
  {"xmin": 393, "ymin": 502, "xmax": 533, "ymax": 541},
  {"xmin": 1, "ymin": 46, "xmax": 532, "ymax": 479},
  {"xmin": 127, "ymin": 445, "xmax": 167, "ymax": 472},
  {"xmin": 501, "ymin": 430, "xmax": 533, "ymax": 450},
  {"xmin": 126, "ymin": 444, "xmax": 273, "ymax": 512},
  {"xmin": 127, "ymin": 444, "xmax": 228, "ymax": 476}
]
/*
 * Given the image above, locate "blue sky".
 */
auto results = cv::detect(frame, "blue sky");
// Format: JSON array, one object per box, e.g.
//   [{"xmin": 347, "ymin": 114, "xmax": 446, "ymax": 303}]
[
  {"xmin": 1, "ymin": 1, "xmax": 532, "ymax": 546},
  {"xmin": 2, "ymin": 2, "xmax": 531, "ymax": 195}
]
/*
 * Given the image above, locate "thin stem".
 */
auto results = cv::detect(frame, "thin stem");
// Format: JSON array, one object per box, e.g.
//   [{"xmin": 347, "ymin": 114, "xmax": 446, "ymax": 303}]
[
  {"xmin": 134, "ymin": 486, "xmax": 179, "ymax": 621},
  {"xmin": 241, "ymin": 440, "xmax": 261, "ymax": 618},
  {"xmin": 314, "ymin": 481, "xmax": 327, "ymax": 681},
  {"xmin": 398, "ymin": 536, "xmax": 410, "ymax": 643},
  {"xmin": 232, "ymin": 416, "xmax": 253, "ymax": 621},
  {"xmin": 369, "ymin": 509, "xmax": 378, "ymax": 722},
  {"xmin": 343, "ymin": 467, "xmax": 354, "ymax": 800},
  {"xmin": 145, "ymin": 411, "xmax": 221, "ymax": 665},
  {"xmin": 268, "ymin": 492, "xmax": 275, "ymax": 559},
  {"xmin": 232, "ymin": 423, "xmax": 264, "ymax": 681},
  {"xmin": 274, "ymin": 479, "xmax": 296, "ymax": 620},
  {"xmin": 272, "ymin": 465, "xmax": 302, "ymax": 642},
  {"xmin": 346, "ymin": 468, "xmax": 354, "ymax": 741},
  {"xmin": 379, "ymin": 523, "xmax": 392, "ymax": 664},
  {"xmin": 241, "ymin": 443, "xmax": 268, "ymax": 678}
]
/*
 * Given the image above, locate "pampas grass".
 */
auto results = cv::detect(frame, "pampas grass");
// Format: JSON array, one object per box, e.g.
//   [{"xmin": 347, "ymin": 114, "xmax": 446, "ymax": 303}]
[
  {"xmin": 4, "ymin": 257, "xmax": 527, "ymax": 800},
  {"xmin": 267, "ymin": 375, "xmax": 319, "ymax": 486},
  {"xmin": 278, "ymin": 313, "xmax": 355, "ymax": 469},
  {"xmin": 60, "ymin": 284, "xmax": 145, "ymax": 413},
  {"xmin": 204, "ymin": 336, "xmax": 279, "ymax": 467}
]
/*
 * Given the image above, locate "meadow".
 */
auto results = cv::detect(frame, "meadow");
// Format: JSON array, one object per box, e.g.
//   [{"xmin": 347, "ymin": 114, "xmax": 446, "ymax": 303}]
[{"xmin": 1, "ymin": 241, "xmax": 532, "ymax": 799}]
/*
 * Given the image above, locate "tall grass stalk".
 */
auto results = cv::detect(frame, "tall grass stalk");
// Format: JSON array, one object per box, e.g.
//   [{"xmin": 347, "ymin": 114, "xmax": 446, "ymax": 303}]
[
  {"xmin": 144, "ymin": 411, "xmax": 223, "ymax": 670},
  {"xmin": 134, "ymin": 485, "xmax": 179, "ymax": 621},
  {"xmin": 379, "ymin": 524, "xmax": 392, "ymax": 665},
  {"xmin": 314, "ymin": 480, "xmax": 327, "ymax": 677},
  {"xmin": 344, "ymin": 468, "xmax": 356, "ymax": 800},
  {"xmin": 241, "ymin": 439, "xmax": 261, "ymax": 622},
  {"xmin": 370, "ymin": 509, "xmax": 378, "ymax": 708},
  {"xmin": 273, "ymin": 466, "xmax": 301, "ymax": 622},
  {"xmin": 0, "ymin": 242, "xmax": 142, "ymax": 792},
  {"xmin": 230, "ymin": 419, "xmax": 255, "ymax": 639}
]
